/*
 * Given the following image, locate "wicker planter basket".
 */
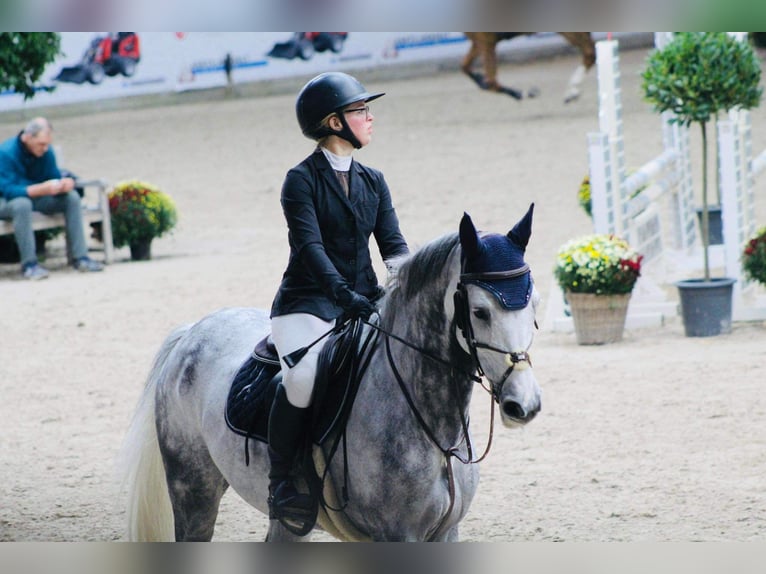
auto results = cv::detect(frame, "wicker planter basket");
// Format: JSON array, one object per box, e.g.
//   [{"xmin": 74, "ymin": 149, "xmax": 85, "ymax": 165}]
[{"xmin": 566, "ymin": 292, "xmax": 631, "ymax": 345}]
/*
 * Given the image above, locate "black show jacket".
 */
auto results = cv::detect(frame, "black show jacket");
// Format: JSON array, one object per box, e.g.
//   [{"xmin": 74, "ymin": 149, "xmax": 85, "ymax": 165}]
[{"xmin": 271, "ymin": 150, "xmax": 409, "ymax": 321}]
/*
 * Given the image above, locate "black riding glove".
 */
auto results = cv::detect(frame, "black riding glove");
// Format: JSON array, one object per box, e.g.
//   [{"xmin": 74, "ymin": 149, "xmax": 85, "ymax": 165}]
[{"xmin": 337, "ymin": 289, "xmax": 376, "ymax": 320}]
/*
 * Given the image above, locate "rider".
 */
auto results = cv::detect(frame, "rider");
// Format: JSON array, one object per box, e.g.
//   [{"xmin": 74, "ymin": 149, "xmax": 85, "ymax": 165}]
[{"xmin": 268, "ymin": 72, "xmax": 410, "ymax": 529}]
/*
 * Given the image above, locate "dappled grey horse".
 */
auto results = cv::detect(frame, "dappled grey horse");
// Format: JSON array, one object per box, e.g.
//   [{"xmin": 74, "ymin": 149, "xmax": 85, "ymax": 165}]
[{"xmin": 120, "ymin": 206, "xmax": 542, "ymax": 541}]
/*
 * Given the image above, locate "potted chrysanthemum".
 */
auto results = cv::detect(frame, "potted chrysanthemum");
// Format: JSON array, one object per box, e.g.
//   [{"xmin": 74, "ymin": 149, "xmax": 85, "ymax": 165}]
[
  {"xmin": 554, "ymin": 234, "xmax": 643, "ymax": 345},
  {"xmin": 742, "ymin": 227, "xmax": 766, "ymax": 287},
  {"xmin": 108, "ymin": 180, "xmax": 177, "ymax": 260}
]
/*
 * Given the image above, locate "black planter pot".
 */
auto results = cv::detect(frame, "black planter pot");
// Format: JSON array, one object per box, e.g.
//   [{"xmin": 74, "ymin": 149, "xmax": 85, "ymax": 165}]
[
  {"xmin": 129, "ymin": 240, "xmax": 152, "ymax": 261},
  {"xmin": 695, "ymin": 205, "xmax": 723, "ymax": 246},
  {"xmin": 676, "ymin": 277, "xmax": 736, "ymax": 337}
]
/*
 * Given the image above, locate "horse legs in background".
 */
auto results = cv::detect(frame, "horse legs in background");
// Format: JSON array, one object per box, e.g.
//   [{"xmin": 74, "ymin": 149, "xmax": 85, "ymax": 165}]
[
  {"xmin": 558, "ymin": 32, "xmax": 596, "ymax": 103},
  {"xmin": 461, "ymin": 32, "xmax": 596, "ymax": 103},
  {"xmin": 461, "ymin": 32, "xmax": 524, "ymax": 100}
]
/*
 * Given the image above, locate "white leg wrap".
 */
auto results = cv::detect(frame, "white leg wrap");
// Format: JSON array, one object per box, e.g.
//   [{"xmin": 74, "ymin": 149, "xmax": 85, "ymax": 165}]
[{"xmin": 564, "ymin": 64, "xmax": 587, "ymax": 102}]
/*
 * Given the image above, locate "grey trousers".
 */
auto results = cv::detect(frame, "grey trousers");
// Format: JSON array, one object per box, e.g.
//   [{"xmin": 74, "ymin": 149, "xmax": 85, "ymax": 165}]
[{"xmin": 0, "ymin": 191, "xmax": 89, "ymax": 267}]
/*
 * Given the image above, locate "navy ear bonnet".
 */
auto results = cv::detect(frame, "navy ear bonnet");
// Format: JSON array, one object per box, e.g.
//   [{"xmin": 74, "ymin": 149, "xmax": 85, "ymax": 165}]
[{"xmin": 459, "ymin": 204, "xmax": 534, "ymax": 310}]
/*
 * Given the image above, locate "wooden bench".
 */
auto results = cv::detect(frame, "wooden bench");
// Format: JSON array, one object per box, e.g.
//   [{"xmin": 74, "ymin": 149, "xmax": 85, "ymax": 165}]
[{"xmin": 0, "ymin": 179, "xmax": 114, "ymax": 264}]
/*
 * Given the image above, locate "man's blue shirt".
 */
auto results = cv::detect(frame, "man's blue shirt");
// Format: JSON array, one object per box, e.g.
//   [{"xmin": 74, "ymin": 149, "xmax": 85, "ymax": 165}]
[{"xmin": 0, "ymin": 134, "xmax": 61, "ymax": 200}]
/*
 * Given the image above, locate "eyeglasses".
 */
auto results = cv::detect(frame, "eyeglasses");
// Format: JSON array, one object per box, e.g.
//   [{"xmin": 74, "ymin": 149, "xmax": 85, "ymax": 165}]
[{"xmin": 343, "ymin": 105, "xmax": 371, "ymax": 119}]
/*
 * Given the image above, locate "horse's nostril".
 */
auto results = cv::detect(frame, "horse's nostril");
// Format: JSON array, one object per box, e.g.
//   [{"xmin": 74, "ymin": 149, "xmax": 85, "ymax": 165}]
[
  {"xmin": 503, "ymin": 401, "xmax": 526, "ymax": 420},
  {"xmin": 502, "ymin": 400, "xmax": 541, "ymax": 421}
]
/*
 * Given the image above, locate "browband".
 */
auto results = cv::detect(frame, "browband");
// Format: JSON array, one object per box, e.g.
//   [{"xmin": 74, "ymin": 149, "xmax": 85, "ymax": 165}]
[{"xmin": 460, "ymin": 263, "xmax": 530, "ymax": 282}]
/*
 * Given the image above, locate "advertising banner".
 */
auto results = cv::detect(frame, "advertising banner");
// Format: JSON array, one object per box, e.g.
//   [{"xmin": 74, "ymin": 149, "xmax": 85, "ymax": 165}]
[{"xmin": 0, "ymin": 32, "xmax": 590, "ymax": 112}]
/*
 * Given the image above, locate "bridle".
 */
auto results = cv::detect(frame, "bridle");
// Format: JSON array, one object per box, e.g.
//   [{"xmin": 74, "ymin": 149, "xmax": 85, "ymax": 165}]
[
  {"xmin": 356, "ymin": 262, "xmax": 536, "ymax": 458},
  {"xmin": 453, "ymin": 263, "xmax": 535, "ymax": 402}
]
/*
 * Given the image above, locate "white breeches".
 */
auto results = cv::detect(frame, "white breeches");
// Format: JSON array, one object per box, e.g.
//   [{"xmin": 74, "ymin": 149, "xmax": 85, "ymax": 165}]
[{"xmin": 270, "ymin": 313, "xmax": 335, "ymax": 408}]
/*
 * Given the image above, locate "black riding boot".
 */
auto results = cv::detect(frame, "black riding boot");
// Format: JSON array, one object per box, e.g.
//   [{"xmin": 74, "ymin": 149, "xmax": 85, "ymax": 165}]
[{"xmin": 267, "ymin": 384, "xmax": 316, "ymax": 535}]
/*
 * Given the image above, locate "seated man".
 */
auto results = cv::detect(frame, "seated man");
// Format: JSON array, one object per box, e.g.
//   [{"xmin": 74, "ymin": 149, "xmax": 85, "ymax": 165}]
[{"xmin": 0, "ymin": 117, "xmax": 103, "ymax": 279}]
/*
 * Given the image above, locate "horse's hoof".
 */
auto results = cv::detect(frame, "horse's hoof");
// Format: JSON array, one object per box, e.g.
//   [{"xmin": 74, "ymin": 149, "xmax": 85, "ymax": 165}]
[
  {"xmin": 498, "ymin": 86, "xmax": 523, "ymax": 100},
  {"xmin": 563, "ymin": 92, "xmax": 581, "ymax": 104},
  {"xmin": 466, "ymin": 71, "xmax": 488, "ymax": 89}
]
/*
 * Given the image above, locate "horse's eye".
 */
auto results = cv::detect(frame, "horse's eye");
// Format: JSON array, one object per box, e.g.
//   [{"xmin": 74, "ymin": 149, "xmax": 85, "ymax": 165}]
[{"xmin": 473, "ymin": 308, "xmax": 490, "ymax": 321}]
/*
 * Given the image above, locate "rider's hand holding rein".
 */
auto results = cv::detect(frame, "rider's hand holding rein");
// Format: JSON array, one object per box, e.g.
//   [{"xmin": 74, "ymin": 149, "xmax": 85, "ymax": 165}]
[{"xmin": 338, "ymin": 289, "xmax": 376, "ymax": 321}]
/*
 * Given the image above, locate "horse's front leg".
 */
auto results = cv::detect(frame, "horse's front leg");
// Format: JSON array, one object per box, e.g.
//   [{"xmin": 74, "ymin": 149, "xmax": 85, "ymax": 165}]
[
  {"xmin": 487, "ymin": 48, "xmax": 526, "ymax": 99},
  {"xmin": 461, "ymin": 33, "xmax": 487, "ymax": 89},
  {"xmin": 462, "ymin": 33, "xmax": 523, "ymax": 99},
  {"xmin": 480, "ymin": 35, "xmax": 524, "ymax": 100}
]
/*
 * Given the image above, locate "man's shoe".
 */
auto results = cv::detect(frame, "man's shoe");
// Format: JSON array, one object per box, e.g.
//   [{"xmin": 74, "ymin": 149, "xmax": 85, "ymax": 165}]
[
  {"xmin": 22, "ymin": 263, "xmax": 50, "ymax": 280},
  {"xmin": 74, "ymin": 256, "xmax": 103, "ymax": 272}
]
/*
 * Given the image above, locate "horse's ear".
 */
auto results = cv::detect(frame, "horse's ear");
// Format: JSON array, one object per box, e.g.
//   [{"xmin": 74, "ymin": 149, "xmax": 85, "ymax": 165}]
[
  {"xmin": 459, "ymin": 212, "xmax": 481, "ymax": 258},
  {"xmin": 507, "ymin": 203, "xmax": 534, "ymax": 250}
]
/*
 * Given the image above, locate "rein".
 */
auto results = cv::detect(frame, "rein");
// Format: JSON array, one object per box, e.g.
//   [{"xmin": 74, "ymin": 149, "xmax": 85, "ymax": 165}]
[
  {"xmin": 383, "ymin": 334, "xmax": 495, "ymax": 465},
  {"xmin": 373, "ymin": 322, "xmax": 497, "ymax": 542}
]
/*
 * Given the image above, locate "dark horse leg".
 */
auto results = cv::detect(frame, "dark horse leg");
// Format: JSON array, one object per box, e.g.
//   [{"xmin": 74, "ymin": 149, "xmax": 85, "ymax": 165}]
[
  {"xmin": 157, "ymin": 414, "xmax": 229, "ymax": 541},
  {"xmin": 461, "ymin": 32, "xmax": 524, "ymax": 100}
]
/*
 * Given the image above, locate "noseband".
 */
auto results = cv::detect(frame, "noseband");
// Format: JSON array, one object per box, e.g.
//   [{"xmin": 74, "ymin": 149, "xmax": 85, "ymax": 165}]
[{"xmin": 453, "ymin": 263, "xmax": 534, "ymax": 402}]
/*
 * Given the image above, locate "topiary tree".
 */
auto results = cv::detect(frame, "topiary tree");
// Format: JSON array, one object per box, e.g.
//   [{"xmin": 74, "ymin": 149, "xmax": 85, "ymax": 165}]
[
  {"xmin": 642, "ymin": 32, "xmax": 763, "ymax": 280},
  {"xmin": 0, "ymin": 33, "xmax": 61, "ymax": 100}
]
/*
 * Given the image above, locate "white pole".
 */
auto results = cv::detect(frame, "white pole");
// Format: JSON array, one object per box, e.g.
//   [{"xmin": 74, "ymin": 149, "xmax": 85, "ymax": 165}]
[
  {"xmin": 595, "ymin": 39, "xmax": 626, "ymax": 238},
  {"xmin": 588, "ymin": 132, "xmax": 614, "ymax": 235},
  {"xmin": 718, "ymin": 120, "xmax": 746, "ymax": 287}
]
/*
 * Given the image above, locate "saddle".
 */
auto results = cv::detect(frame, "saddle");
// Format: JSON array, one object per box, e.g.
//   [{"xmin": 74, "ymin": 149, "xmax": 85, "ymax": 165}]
[{"xmin": 225, "ymin": 320, "xmax": 377, "ymax": 461}]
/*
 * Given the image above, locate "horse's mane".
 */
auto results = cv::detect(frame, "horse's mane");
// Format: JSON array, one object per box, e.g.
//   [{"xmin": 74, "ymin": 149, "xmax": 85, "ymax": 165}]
[{"xmin": 383, "ymin": 232, "xmax": 460, "ymax": 327}]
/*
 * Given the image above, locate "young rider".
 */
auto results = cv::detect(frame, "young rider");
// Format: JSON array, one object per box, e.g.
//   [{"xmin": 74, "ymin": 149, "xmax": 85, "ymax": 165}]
[{"xmin": 267, "ymin": 72, "xmax": 409, "ymax": 531}]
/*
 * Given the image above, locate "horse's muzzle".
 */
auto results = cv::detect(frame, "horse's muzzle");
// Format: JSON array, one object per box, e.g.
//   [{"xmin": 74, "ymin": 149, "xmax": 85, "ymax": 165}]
[{"xmin": 501, "ymin": 397, "xmax": 540, "ymax": 426}]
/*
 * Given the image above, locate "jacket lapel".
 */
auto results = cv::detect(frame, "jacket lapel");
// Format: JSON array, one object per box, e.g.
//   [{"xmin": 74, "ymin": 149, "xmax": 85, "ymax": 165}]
[{"xmin": 347, "ymin": 161, "xmax": 367, "ymax": 207}]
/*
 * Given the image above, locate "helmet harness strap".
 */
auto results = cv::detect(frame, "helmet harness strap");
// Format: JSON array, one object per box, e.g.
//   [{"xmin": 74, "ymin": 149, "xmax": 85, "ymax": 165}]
[{"xmin": 335, "ymin": 111, "xmax": 362, "ymax": 149}]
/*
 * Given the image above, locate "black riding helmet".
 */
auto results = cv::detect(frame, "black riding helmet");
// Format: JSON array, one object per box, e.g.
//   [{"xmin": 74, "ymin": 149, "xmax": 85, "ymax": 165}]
[{"xmin": 296, "ymin": 72, "xmax": 384, "ymax": 149}]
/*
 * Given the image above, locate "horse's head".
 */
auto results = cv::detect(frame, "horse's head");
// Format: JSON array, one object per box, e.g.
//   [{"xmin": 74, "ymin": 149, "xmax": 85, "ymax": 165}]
[{"xmin": 453, "ymin": 204, "xmax": 542, "ymax": 428}]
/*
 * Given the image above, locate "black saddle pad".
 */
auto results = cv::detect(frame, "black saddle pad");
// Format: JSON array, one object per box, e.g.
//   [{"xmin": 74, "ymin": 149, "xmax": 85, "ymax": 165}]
[
  {"xmin": 224, "ymin": 337, "xmax": 282, "ymax": 443},
  {"xmin": 225, "ymin": 324, "xmax": 376, "ymax": 448}
]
